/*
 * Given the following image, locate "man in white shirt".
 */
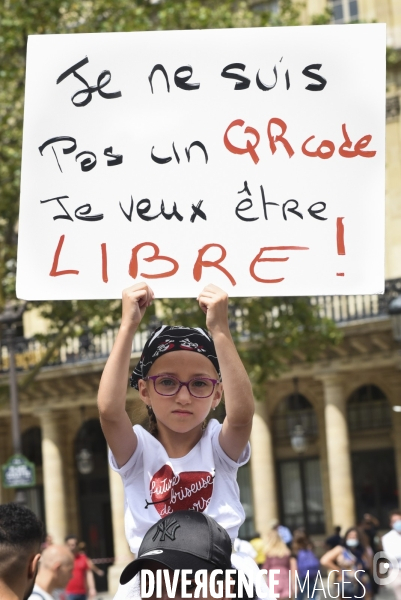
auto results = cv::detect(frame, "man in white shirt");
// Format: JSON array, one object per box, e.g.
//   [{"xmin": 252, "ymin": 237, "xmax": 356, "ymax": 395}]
[
  {"xmin": 382, "ymin": 509, "xmax": 401, "ymax": 600},
  {"xmin": 28, "ymin": 545, "xmax": 74, "ymax": 600}
]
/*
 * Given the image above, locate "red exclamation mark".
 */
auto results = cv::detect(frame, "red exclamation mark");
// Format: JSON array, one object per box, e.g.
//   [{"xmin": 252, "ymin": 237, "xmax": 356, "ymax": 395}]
[
  {"xmin": 101, "ymin": 243, "xmax": 108, "ymax": 283},
  {"xmin": 336, "ymin": 217, "xmax": 345, "ymax": 276}
]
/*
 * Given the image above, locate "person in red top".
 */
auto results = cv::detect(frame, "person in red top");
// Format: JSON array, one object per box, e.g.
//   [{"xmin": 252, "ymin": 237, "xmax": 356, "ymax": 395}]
[{"xmin": 64, "ymin": 536, "xmax": 96, "ymax": 600}]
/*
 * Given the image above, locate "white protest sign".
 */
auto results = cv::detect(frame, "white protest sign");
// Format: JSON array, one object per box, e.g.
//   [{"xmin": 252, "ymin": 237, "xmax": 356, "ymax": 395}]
[{"xmin": 17, "ymin": 24, "xmax": 386, "ymax": 299}]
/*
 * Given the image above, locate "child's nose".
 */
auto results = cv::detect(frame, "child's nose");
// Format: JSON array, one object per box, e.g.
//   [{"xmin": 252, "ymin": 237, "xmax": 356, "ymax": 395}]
[{"xmin": 176, "ymin": 384, "xmax": 192, "ymax": 402}]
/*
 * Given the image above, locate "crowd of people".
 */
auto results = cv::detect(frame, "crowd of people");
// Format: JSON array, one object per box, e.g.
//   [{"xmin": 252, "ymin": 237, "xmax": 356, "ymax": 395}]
[
  {"xmin": 2, "ymin": 502, "xmax": 401, "ymax": 600},
  {"xmin": 235, "ymin": 511, "xmax": 401, "ymax": 600}
]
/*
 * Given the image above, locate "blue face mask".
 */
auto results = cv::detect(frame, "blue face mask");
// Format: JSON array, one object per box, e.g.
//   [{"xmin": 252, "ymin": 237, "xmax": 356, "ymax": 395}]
[
  {"xmin": 346, "ymin": 539, "xmax": 359, "ymax": 547},
  {"xmin": 393, "ymin": 520, "xmax": 401, "ymax": 533}
]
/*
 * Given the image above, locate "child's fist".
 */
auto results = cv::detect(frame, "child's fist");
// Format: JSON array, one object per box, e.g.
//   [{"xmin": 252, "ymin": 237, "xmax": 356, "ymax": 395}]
[
  {"xmin": 122, "ymin": 282, "xmax": 154, "ymax": 327},
  {"xmin": 197, "ymin": 284, "xmax": 229, "ymax": 333}
]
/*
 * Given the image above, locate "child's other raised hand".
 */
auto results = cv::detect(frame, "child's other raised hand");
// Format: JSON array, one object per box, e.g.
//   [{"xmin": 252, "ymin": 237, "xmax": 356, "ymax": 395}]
[
  {"xmin": 197, "ymin": 284, "xmax": 230, "ymax": 334},
  {"xmin": 121, "ymin": 282, "xmax": 154, "ymax": 328}
]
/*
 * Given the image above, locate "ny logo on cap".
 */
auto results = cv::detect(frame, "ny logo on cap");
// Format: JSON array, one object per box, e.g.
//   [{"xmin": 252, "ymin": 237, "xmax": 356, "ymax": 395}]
[{"xmin": 152, "ymin": 518, "xmax": 180, "ymax": 542}]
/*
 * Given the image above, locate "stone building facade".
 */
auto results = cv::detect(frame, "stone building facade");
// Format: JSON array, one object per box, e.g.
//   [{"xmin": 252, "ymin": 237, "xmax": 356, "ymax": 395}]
[{"xmin": 1, "ymin": 0, "xmax": 401, "ymax": 594}]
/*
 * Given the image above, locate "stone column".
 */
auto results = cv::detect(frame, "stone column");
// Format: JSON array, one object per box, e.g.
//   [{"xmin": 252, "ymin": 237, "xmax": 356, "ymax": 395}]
[
  {"xmin": 321, "ymin": 375, "xmax": 355, "ymax": 530},
  {"xmin": 108, "ymin": 464, "xmax": 132, "ymax": 595},
  {"xmin": 250, "ymin": 401, "xmax": 278, "ymax": 537},
  {"xmin": 392, "ymin": 408, "xmax": 401, "ymax": 510},
  {"xmin": 316, "ymin": 404, "xmax": 333, "ymax": 532},
  {"xmin": 39, "ymin": 410, "xmax": 67, "ymax": 543}
]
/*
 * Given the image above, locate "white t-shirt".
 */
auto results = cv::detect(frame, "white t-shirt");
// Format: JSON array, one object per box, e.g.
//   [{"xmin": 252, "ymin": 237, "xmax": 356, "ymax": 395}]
[
  {"xmin": 29, "ymin": 584, "xmax": 54, "ymax": 600},
  {"xmin": 109, "ymin": 419, "xmax": 250, "ymax": 554},
  {"xmin": 382, "ymin": 529, "xmax": 401, "ymax": 564}
]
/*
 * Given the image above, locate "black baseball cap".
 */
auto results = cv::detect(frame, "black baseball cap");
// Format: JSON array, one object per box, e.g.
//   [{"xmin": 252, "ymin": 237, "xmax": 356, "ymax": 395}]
[{"xmin": 120, "ymin": 511, "xmax": 232, "ymax": 585}]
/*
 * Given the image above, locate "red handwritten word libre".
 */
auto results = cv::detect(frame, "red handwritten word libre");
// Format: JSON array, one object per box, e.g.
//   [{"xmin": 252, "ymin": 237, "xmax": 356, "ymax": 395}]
[
  {"xmin": 224, "ymin": 119, "xmax": 377, "ymax": 164},
  {"xmin": 49, "ymin": 236, "xmax": 310, "ymax": 285}
]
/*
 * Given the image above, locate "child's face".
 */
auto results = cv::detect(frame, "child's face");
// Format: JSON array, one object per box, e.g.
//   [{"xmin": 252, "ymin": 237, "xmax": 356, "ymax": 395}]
[{"xmin": 138, "ymin": 351, "xmax": 222, "ymax": 433}]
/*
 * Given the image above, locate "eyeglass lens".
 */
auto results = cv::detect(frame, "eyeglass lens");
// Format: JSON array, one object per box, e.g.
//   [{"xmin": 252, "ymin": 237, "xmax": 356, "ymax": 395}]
[{"xmin": 154, "ymin": 376, "xmax": 214, "ymax": 398}]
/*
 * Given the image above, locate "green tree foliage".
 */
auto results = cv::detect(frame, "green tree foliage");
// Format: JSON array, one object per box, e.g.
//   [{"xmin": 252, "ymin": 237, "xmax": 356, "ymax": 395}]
[
  {"xmin": 0, "ymin": 0, "xmax": 340, "ymax": 391},
  {"xmin": 310, "ymin": 7, "xmax": 332, "ymax": 25},
  {"xmin": 159, "ymin": 296, "xmax": 340, "ymax": 392}
]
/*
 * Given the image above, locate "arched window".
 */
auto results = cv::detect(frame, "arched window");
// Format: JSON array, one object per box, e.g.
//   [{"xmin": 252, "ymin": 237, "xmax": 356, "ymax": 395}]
[
  {"xmin": 274, "ymin": 395, "xmax": 323, "ymax": 533},
  {"xmin": 347, "ymin": 384, "xmax": 391, "ymax": 431},
  {"xmin": 273, "ymin": 393, "xmax": 318, "ymax": 444},
  {"xmin": 22, "ymin": 427, "xmax": 42, "ymax": 466}
]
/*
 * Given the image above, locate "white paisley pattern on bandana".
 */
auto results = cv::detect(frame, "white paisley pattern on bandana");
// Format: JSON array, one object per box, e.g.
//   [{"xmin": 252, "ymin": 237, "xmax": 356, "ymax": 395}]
[{"xmin": 130, "ymin": 326, "xmax": 220, "ymax": 389}]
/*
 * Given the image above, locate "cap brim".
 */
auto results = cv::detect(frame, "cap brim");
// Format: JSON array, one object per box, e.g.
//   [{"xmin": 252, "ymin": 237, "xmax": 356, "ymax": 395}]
[{"xmin": 120, "ymin": 550, "xmax": 219, "ymax": 585}]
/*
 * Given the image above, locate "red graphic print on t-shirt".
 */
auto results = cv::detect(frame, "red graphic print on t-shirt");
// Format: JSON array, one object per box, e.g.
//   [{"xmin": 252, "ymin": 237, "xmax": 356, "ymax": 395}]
[{"xmin": 148, "ymin": 464, "xmax": 214, "ymax": 517}]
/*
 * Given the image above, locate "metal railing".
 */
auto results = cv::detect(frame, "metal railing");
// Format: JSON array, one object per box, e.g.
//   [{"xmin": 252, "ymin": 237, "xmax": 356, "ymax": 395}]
[
  {"xmin": 0, "ymin": 328, "xmax": 147, "ymax": 374},
  {"xmin": 309, "ymin": 277, "xmax": 401, "ymax": 324},
  {"xmin": 0, "ymin": 278, "xmax": 400, "ymax": 374},
  {"xmin": 387, "ymin": 95, "xmax": 400, "ymax": 120}
]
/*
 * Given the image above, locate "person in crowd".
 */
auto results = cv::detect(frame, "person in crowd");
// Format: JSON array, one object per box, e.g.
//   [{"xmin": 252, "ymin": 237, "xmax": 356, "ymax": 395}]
[
  {"xmin": 0, "ymin": 502, "xmax": 43, "ymax": 600},
  {"xmin": 250, "ymin": 533, "xmax": 266, "ymax": 568},
  {"xmin": 291, "ymin": 529, "xmax": 320, "ymax": 600},
  {"xmin": 357, "ymin": 526, "xmax": 377, "ymax": 595},
  {"xmin": 382, "ymin": 509, "xmax": 401, "ymax": 600},
  {"xmin": 41, "ymin": 534, "xmax": 53, "ymax": 552},
  {"xmin": 320, "ymin": 527, "xmax": 372, "ymax": 600},
  {"xmin": 28, "ymin": 545, "xmax": 74, "ymax": 600},
  {"xmin": 262, "ymin": 529, "xmax": 297, "ymax": 599},
  {"xmin": 269, "ymin": 519, "xmax": 293, "ymax": 548},
  {"xmin": 115, "ymin": 510, "xmax": 274, "ymax": 600},
  {"xmin": 359, "ymin": 513, "xmax": 380, "ymax": 553},
  {"xmin": 325, "ymin": 526, "xmax": 342, "ymax": 550},
  {"xmin": 64, "ymin": 535, "xmax": 96, "ymax": 600},
  {"xmin": 77, "ymin": 542, "xmax": 105, "ymax": 578}
]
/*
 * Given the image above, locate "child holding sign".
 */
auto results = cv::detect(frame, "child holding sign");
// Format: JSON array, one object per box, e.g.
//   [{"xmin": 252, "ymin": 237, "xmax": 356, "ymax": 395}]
[{"xmin": 97, "ymin": 282, "xmax": 255, "ymax": 561}]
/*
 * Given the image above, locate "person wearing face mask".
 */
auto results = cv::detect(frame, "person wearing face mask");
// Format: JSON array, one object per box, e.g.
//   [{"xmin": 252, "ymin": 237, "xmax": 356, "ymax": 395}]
[
  {"xmin": 382, "ymin": 510, "xmax": 401, "ymax": 600},
  {"xmin": 320, "ymin": 527, "xmax": 372, "ymax": 600}
]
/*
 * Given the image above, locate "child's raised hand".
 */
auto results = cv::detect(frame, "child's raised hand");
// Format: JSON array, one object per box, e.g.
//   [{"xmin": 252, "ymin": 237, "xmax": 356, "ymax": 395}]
[
  {"xmin": 121, "ymin": 282, "xmax": 154, "ymax": 328},
  {"xmin": 197, "ymin": 284, "xmax": 229, "ymax": 334}
]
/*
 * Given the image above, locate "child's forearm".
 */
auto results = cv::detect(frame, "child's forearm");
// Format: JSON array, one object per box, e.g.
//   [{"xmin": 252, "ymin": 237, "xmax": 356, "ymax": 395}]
[
  {"xmin": 97, "ymin": 323, "xmax": 137, "ymax": 421},
  {"xmin": 213, "ymin": 329, "xmax": 254, "ymax": 427}
]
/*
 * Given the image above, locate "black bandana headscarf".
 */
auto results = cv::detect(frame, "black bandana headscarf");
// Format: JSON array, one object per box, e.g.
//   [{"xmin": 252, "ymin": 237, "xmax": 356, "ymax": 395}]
[{"xmin": 130, "ymin": 326, "xmax": 220, "ymax": 390}]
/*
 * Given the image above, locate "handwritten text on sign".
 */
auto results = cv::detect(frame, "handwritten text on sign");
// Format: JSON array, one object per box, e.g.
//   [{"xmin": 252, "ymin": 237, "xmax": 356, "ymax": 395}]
[{"xmin": 17, "ymin": 24, "xmax": 386, "ymax": 299}]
